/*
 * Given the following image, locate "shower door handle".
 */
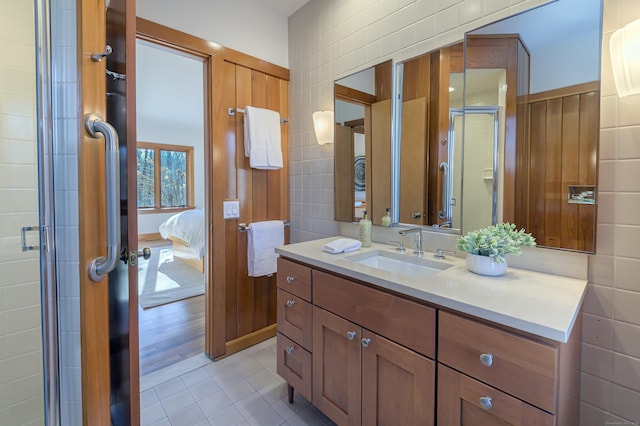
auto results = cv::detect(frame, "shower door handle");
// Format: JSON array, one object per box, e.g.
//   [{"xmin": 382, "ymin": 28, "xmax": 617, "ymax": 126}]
[
  {"xmin": 85, "ymin": 113, "xmax": 121, "ymax": 282},
  {"xmin": 438, "ymin": 162, "xmax": 449, "ymax": 220}
]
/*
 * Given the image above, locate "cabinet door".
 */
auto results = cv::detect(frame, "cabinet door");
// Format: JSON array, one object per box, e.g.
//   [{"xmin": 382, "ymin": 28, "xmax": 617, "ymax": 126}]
[
  {"xmin": 437, "ymin": 364, "xmax": 554, "ymax": 426},
  {"xmin": 362, "ymin": 332, "xmax": 435, "ymax": 426},
  {"xmin": 313, "ymin": 307, "xmax": 361, "ymax": 426}
]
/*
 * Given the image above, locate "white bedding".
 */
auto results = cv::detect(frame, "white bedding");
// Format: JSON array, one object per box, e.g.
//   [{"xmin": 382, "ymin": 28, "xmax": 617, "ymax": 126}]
[{"xmin": 159, "ymin": 209, "xmax": 205, "ymax": 259}]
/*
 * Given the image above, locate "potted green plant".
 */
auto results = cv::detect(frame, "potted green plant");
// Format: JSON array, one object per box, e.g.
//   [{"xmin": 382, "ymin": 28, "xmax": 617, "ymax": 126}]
[{"xmin": 457, "ymin": 223, "xmax": 536, "ymax": 276}]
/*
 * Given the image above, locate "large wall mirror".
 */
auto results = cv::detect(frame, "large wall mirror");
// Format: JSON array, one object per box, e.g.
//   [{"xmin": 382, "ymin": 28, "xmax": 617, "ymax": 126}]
[
  {"xmin": 334, "ymin": 60, "xmax": 392, "ymax": 225},
  {"xmin": 462, "ymin": 0, "xmax": 602, "ymax": 253}
]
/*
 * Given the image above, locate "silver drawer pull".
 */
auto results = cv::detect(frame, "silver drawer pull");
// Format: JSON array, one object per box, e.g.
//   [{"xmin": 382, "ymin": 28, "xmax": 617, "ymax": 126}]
[
  {"xmin": 286, "ymin": 276, "xmax": 295, "ymax": 283},
  {"xmin": 480, "ymin": 353, "xmax": 493, "ymax": 367},
  {"xmin": 479, "ymin": 396, "xmax": 492, "ymax": 410},
  {"xmin": 286, "ymin": 346, "xmax": 294, "ymax": 354},
  {"xmin": 361, "ymin": 337, "xmax": 371, "ymax": 347},
  {"xmin": 286, "ymin": 300, "xmax": 295, "ymax": 308},
  {"xmin": 347, "ymin": 331, "xmax": 357, "ymax": 341}
]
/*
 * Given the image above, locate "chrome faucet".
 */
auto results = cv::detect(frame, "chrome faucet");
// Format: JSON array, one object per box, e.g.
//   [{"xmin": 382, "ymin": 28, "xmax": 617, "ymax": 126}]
[{"xmin": 399, "ymin": 228, "xmax": 423, "ymax": 255}]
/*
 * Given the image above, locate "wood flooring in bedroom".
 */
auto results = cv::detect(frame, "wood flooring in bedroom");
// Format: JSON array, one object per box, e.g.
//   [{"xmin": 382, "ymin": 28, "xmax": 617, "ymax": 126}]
[{"xmin": 139, "ymin": 293, "xmax": 205, "ymax": 377}]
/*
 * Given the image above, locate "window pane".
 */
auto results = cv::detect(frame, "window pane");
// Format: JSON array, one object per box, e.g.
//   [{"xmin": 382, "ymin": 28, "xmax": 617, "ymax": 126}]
[
  {"xmin": 160, "ymin": 150, "xmax": 187, "ymax": 207},
  {"xmin": 137, "ymin": 148, "xmax": 155, "ymax": 208}
]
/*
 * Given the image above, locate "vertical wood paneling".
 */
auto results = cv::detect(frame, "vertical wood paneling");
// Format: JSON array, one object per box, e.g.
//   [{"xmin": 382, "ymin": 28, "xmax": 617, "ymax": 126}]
[
  {"xmin": 560, "ymin": 95, "xmax": 580, "ymax": 250},
  {"xmin": 521, "ymin": 86, "xmax": 598, "ymax": 252},
  {"xmin": 529, "ymin": 101, "xmax": 547, "ymax": 243},
  {"xmin": 224, "ymin": 61, "xmax": 238, "ymax": 341},
  {"xmin": 235, "ymin": 65, "xmax": 254, "ymax": 337},
  {"xmin": 515, "ymin": 100, "xmax": 529, "ymax": 228},
  {"xmin": 400, "ymin": 98, "xmax": 427, "ymax": 224},
  {"xmin": 335, "ymin": 124, "xmax": 355, "ymax": 221},
  {"xmin": 267, "ymin": 75, "xmax": 282, "ymax": 221},
  {"xmin": 544, "ymin": 98, "xmax": 563, "ymax": 247},
  {"xmin": 371, "ymin": 100, "xmax": 391, "ymax": 225}
]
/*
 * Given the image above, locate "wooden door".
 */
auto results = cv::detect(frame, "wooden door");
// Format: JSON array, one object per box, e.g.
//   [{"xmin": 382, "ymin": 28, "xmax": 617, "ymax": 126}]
[
  {"xmin": 370, "ymin": 99, "xmax": 391, "ymax": 225},
  {"xmin": 361, "ymin": 332, "xmax": 435, "ymax": 425},
  {"xmin": 400, "ymin": 98, "xmax": 428, "ymax": 224},
  {"xmin": 335, "ymin": 123, "xmax": 355, "ymax": 222},
  {"xmin": 79, "ymin": 0, "xmax": 137, "ymax": 423},
  {"xmin": 312, "ymin": 307, "xmax": 361, "ymax": 426},
  {"xmin": 437, "ymin": 364, "xmax": 554, "ymax": 426}
]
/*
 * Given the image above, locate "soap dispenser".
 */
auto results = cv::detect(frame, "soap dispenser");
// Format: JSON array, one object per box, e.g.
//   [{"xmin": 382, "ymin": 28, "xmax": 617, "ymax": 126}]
[
  {"xmin": 381, "ymin": 208, "xmax": 391, "ymax": 227},
  {"xmin": 359, "ymin": 210, "xmax": 372, "ymax": 247}
]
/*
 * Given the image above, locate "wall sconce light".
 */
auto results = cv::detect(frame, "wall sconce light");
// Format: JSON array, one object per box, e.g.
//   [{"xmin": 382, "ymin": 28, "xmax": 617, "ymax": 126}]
[
  {"xmin": 610, "ymin": 18, "xmax": 640, "ymax": 97},
  {"xmin": 313, "ymin": 111, "xmax": 334, "ymax": 145}
]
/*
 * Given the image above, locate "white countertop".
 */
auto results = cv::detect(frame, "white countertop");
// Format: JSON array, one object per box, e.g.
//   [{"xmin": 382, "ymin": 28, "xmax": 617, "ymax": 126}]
[{"xmin": 275, "ymin": 238, "xmax": 587, "ymax": 343}]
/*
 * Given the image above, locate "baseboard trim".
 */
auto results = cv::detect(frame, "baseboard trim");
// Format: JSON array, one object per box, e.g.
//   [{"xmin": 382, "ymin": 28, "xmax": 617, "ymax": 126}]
[{"xmin": 222, "ymin": 324, "xmax": 277, "ymax": 359}]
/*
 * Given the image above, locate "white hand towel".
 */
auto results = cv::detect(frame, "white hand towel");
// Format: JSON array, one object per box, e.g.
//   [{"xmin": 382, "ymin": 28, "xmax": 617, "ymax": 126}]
[
  {"xmin": 244, "ymin": 106, "xmax": 283, "ymax": 170},
  {"xmin": 247, "ymin": 220, "xmax": 285, "ymax": 277},
  {"xmin": 322, "ymin": 238, "xmax": 362, "ymax": 254}
]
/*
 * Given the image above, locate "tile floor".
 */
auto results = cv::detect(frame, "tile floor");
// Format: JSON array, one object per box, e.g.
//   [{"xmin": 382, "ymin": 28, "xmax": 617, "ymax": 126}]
[{"xmin": 140, "ymin": 337, "xmax": 335, "ymax": 426}]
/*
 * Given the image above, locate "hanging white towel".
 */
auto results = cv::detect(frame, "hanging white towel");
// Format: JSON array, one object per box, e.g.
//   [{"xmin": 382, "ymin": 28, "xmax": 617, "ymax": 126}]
[
  {"xmin": 244, "ymin": 106, "xmax": 283, "ymax": 170},
  {"xmin": 247, "ymin": 220, "xmax": 285, "ymax": 277}
]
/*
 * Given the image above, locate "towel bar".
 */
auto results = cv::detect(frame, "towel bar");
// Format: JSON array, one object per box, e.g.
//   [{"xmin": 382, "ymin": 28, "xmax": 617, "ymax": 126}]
[
  {"xmin": 238, "ymin": 220, "xmax": 290, "ymax": 232},
  {"xmin": 227, "ymin": 107, "xmax": 289, "ymax": 124}
]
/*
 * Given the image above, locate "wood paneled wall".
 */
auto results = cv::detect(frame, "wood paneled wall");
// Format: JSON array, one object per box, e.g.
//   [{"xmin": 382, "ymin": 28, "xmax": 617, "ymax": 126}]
[
  {"xmin": 223, "ymin": 61, "xmax": 290, "ymax": 343},
  {"xmin": 516, "ymin": 82, "xmax": 599, "ymax": 252},
  {"xmin": 136, "ymin": 18, "xmax": 289, "ymax": 358}
]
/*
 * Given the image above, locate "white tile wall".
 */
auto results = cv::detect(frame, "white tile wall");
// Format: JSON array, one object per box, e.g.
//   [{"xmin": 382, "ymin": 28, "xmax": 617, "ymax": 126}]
[
  {"xmin": 290, "ymin": 0, "xmax": 640, "ymax": 423},
  {"xmin": 0, "ymin": 1, "xmax": 44, "ymax": 425}
]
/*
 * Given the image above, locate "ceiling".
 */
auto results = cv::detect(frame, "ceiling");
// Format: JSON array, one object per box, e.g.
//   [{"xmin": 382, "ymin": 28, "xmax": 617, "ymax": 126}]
[{"xmin": 264, "ymin": 0, "xmax": 310, "ymax": 17}]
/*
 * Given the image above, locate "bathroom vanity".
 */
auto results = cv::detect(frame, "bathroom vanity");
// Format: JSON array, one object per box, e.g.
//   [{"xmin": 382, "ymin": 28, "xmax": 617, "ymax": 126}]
[{"xmin": 275, "ymin": 239, "xmax": 586, "ymax": 426}]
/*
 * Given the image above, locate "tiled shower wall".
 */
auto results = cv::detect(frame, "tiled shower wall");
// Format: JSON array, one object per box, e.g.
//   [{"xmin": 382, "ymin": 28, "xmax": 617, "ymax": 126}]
[
  {"xmin": 580, "ymin": 0, "xmax": 640, "ymax": 424},
  {"xmin": 289, "ymin": 0, "xmax": 640, "ymax": 423},
  {"xmin": 0, "ymin": 1, "xmax": 44, "ymax": 424}
]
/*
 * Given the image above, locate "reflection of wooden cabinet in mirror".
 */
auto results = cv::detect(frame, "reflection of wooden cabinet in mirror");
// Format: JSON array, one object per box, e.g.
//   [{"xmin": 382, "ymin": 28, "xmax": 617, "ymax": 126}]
[
  {"xmin": 516, "ymin": 82, "xmax": 599, "ymax": 252},
  {"xmin": 465, "ymin": 34, "xmax": 531, "ymax": 227},
  {"xmin": 399, "ymin": 43, "xmax": 463, "ymax": 226},
  {"xmin": 334, "ymin": 61, "xmax": 392, "ymax": 225}
]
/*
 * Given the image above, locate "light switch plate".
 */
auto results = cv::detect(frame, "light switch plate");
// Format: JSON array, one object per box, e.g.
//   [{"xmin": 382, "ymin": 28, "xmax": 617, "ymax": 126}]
[{"xmin": 223, "ymin": 200, "xmax": 240, "ymax": 219}]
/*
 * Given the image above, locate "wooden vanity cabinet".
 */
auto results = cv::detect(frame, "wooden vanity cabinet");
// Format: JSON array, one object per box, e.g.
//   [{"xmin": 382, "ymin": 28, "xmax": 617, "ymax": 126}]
[
  {"xmin": 276, "ymin": 259, "xmax": 313, "ymax": 402},
  {"xmin": 312, "ymin": 270, "xmax": 436, "ymax": 426},
  {"xmin": 437, "ymin": 310, "xmax": 582, "ymax": 425}
]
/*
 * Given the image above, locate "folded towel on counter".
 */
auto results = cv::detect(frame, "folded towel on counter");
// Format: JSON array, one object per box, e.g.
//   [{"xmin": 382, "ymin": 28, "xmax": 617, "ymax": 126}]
[
  {"xmin": 247, "ymin": 220, "xmax": 285, "ymax": 277},
  {"xmin": 244, "ymin": 106, "xmax": 283, "ymax": 170},
  {"xmin": 322, "ymin": 238, "xmax": 362, "ymax": 254}
]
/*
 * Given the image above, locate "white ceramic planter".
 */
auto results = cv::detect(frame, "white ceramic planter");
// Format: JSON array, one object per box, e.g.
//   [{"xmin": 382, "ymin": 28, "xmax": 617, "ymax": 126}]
[{"xmin": 465, "ymin": 253, "xmax": 507, "ymax": 276}]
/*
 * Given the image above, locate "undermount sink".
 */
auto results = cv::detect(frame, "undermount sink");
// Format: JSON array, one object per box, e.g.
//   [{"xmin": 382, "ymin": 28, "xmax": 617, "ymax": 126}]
[{"xmin": 345, "ymin": 250, "xmax": 452, "ymax": 278}]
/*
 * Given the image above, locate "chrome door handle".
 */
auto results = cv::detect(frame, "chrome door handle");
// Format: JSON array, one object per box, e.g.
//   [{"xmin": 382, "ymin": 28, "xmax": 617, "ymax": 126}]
[
  {"xmin": 346, "ymin": 331, "xmax": 357, "ymax": 341},
  {"xmin": 21, "ymin": 225, "xmax": 40, "ymax": 251},
  {"xmin": 286, "ymin": 346, "xmax": 294, "ymax": 354},
  {"xmin": 286, "ymin": 276, "xmax": 295, "ymax": 283},
  {"xmin": 438, "ymin": 162, "xmax": 449, "ymax": 220},
  {"xmin": 286, "ymin": 300, "xmax": 295, "ymax": 308},
  {"xmin": 361, "ymin": 337, "xmax": 371, "ymax": 347},
  {"xmin": 85, "ymin": 113, "xmax": 121, "ymax": 282}
]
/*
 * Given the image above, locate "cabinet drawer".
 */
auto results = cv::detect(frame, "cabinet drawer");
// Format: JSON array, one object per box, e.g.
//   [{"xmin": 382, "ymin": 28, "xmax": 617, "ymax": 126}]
[
  {"xmin": 277, "ymin": 288, "xmax": 313, "ymax": 351},
  {"xmin": 438, "ymin": 364, "xmax": 554, "ymax": 425},
  {"xmin": 313, "ymin": 270, "xmax": 435, "ymax": 358},
  {"xmin": 277, "ymin": 333, "xmax": 312, "ymax": 402},
  {"xmin": 438, "ymin": 311, "xmax": 558, "ymax": 413},
  {"xmin": 277, "ymin": 258, "xmax": 312, "ymax": 301}
]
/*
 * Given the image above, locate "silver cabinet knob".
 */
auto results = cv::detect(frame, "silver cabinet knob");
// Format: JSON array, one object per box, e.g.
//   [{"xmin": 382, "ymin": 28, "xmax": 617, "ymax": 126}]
[
  {"xmin": 480, "ymin": 353, "xmax": 493, "ymax": 367},
  {"xmin": 286, "ymin": 276, "xmax": 295, "ymax": 284},
  {"xmin": 361, "ymin": 337, "xmax": 371, "ymax": 347},
  {"xmin": 286, "ymin": 346, "xmax": 294, "ymax": 354},
  {"xmin": 286, "ymin": 300, "xmax": 295, "ymax": 308},
  {"xmin": 479, "ymin": 396, "xmax": 492, "ymax": 410},
  {"xmin": 347, "ymin": 331, "xmax": 357, "ymax": 341}
]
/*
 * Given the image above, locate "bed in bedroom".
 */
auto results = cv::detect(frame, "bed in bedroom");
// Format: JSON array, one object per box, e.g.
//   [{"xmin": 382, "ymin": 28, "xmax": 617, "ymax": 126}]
[{"xmin": 158, "ymin": 209, "xmax": 205, "ymax": 272}]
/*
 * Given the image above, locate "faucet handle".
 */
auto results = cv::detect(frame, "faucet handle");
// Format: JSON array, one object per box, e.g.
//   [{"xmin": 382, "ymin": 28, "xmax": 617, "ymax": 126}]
[
  {"xmin": 388, "ymin": 241, "xmax": 406, "ymax": 252},
  {"xmin": 434, "ymin": 248, "xmax": 456, "ymax": 259}
]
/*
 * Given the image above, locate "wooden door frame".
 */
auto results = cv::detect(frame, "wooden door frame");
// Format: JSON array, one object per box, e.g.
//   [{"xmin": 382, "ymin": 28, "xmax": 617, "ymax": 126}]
[{"xmin": 135, "ymin": 19, "xmax": 224, "ymax": 358}]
